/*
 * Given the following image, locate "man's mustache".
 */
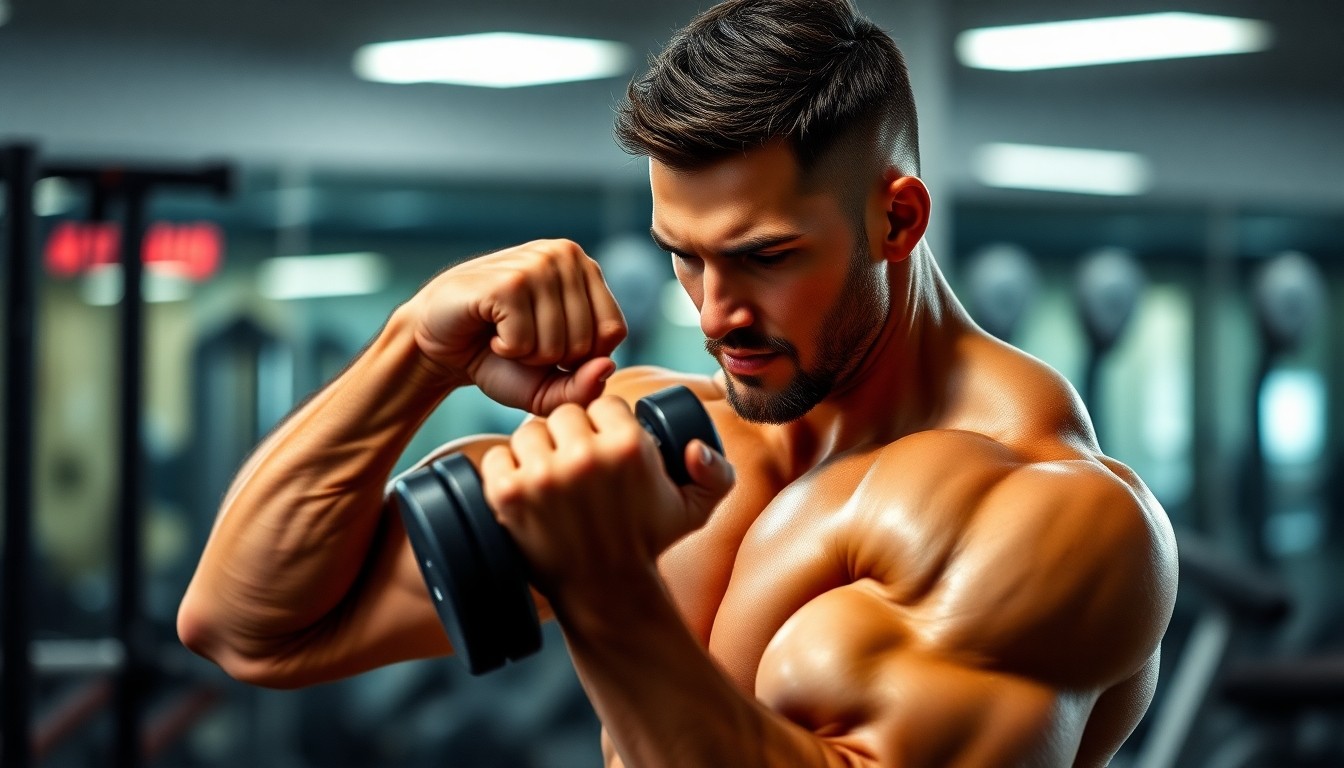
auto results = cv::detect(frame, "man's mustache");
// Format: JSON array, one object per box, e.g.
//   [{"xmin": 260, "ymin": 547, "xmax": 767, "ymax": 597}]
[{"xmin": 705, "ymin": 330, "xmax": 798, "ymax": 360}]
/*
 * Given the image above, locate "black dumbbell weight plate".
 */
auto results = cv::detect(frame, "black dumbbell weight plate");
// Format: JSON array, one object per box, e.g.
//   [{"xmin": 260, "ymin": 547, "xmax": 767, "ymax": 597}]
[
  {"xmin": 636, "ymin": 385, "xmax": 723, "ymax": 484},
  {"xmin": 394, "ymin": 384, "xmax": 720, "ymax": 676},
  {"xmin": 394, "ymin": 467, "xmax": 510, "ymax": 674},
  {"xmin": 431, "ymin": 455, "xmax": 540, "ymax": 664}
]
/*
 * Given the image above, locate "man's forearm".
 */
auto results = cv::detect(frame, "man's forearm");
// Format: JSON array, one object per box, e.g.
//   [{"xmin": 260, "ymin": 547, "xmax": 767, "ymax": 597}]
[
  {"xmin": 180, "ymin": 303, "xmax": 453, "ymax": 661},
  {"xmin": 555, "ymin": 569, "xmax": 846, "ymax": 768}
]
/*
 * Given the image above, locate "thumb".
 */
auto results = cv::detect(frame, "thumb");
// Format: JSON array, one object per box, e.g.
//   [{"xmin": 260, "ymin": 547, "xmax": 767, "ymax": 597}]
[
  {"xmin": 529, "ymin": 357, "xmax": 616, "ymax": 414},
  {"xmin": 680, "ymin": 439, "xmax": 735, "ymax": 522}
]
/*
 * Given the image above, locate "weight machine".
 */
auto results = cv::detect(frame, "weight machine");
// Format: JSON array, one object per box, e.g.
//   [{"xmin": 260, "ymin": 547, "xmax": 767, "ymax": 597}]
[{"xmin": 1, "ymin": 141, "xmax": 232, "ymax": 767}]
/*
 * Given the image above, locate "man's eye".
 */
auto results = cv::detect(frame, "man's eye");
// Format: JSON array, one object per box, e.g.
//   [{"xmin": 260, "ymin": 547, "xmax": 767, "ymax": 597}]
[{"xmin": 750, "ymin": 251, "xmax": 790, "ymax": 266}]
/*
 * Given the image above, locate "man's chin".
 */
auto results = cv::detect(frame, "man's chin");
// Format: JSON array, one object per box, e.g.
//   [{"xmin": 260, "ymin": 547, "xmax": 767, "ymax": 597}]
[
  {"xmin": 722, "ymin": 375, "xmax": 818, "ymax": 425},
  {"xmin": 724, "ymin": 369, "xmax": 765, "ymax": 388}
]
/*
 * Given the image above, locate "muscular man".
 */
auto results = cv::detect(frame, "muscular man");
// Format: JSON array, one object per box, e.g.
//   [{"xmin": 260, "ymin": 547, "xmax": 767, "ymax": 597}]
[{"xmin": 179, "ymin": 1, "xmax": 1178, "ymax": 765}]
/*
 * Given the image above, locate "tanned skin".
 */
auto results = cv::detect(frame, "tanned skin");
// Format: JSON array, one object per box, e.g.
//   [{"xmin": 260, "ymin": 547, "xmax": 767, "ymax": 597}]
[{"xmin": 179, "ymin": 140, "xmax": 1178, "ymax": 767}]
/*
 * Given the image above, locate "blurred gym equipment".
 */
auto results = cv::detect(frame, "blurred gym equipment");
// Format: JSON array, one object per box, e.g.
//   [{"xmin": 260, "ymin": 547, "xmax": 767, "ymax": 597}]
[
  {"xmin": 963, "ymin": 242, "xmax": 1038, "ymax": 344},
  {"xmin": 1244, "ymin": 251, "xmax": 1328, "ymax": 564},
  {"xmin": 1129, "ymin": 250, "xmax": 1341, "ymax": 768},
  {"xmin": 1252, "ymin": 252, "xmax": 1327, "ymax": 358},
  {"xmin": 595, "ymin": 233, "xmax": 668, "ymax": 364},
  {"xmin": 1, "ymin": 141, "xmax": 233, "ymax": 768},
  {"xmin": 1131, "ymin": 531, "xmax": 1293, "ymax": 768},
  {"xmin": 3, "ymin": 143, "xmax": 40, "ymax": 768},
  {"xmin": 1074, "ymin": 246, "xmax": 1145, "ymax": 434}
]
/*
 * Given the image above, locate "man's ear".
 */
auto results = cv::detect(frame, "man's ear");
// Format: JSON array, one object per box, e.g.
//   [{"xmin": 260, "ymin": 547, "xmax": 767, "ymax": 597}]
[{"xmin": 879, "ymin": 174, "xmax": 930, "ymax": 263}]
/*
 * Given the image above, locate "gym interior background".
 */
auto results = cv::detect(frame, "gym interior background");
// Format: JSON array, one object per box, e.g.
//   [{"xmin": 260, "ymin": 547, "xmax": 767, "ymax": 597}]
[{"xmin": 2, "ymin": 0, "xmax": 1342, "ymax": 766}]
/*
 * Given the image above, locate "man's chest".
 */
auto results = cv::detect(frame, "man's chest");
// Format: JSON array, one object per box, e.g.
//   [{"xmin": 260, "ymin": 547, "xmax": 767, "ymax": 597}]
[
  {"xmin": 655, "ymin": 449, "xmax": 909, "ymax": 690},
  {"xmin": 653, "ymin": 430, "xmax": 1022, "ymax": 692}
]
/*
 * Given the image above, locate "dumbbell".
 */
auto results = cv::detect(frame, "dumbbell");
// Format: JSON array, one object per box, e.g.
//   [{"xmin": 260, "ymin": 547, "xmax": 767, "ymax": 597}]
[{"xmin": 393, "ymin": 385, "xmax": 722, "ymax": 675}]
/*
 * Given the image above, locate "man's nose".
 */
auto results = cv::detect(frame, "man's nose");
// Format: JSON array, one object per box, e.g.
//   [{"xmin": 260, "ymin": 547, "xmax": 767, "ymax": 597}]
[{"xmin": 698, "ymin": 265, "xmax": 754, "ymax": 342}]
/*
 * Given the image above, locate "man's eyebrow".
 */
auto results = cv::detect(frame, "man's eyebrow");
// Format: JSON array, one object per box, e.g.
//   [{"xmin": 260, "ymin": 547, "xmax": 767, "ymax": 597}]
[
  {"xmin": 649, "ymin": 227, "xmax": 804, "ymax": 259},
  {"xmin": 649, "ymin": 227, "xmax": 680, "ymax": 254}
]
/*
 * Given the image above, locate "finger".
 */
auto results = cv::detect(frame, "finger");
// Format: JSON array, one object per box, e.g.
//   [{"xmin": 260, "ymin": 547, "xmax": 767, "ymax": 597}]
[
  {"xmin": 558, "ymin": 255, "xmax": 594, "ymax": 366},
  {"xmin": 479, "ymin": 445, "xmax": 521, "ymax": 517},
  {"xmin": 583, "ymin": 260, "xmax": 628, "ymax": 359},
  {"xmin": 586, "ymin": 394, "xmax": 641, "ymax": 439},
  {"xmin": 545, "ymin": 402, "xmax": 598, "ymax": 454},
  {"xmin": 489, "ymin": 283, "xmax": 538, "ymax": 360},
  {"xmin": 678, "ymin": 439, "xmax": 735, "ymax": 533},
  {"xmin": 529, "ymin": 357, "xmax": 616, "ymax": 414},
  {"xmin": 684, "ymin": 439, "xmax": 735, "ymax": 495},
  {"xmin": 526, "ymin": 260, "xmax": 568, "ymax": 365},
  {"xmin": 509, "ymin": 417, "xmax": 556, "ymax": 464},
  {"xmin": 479, "ymin": 443, "xmax": 519, "ymax": 482}
]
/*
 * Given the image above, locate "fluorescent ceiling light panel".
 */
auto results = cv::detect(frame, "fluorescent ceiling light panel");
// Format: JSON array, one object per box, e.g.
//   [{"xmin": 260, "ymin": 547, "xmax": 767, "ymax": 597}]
[
  {"xmin": 973, "ymin": 143, "xmax": 1151, "ymax": 196},
  {"xmin": 258, "ymin": 252, "xmax": 389, "ymax": 300},
  {"xmin": 354, "ymin": 32, "xmax": 631, "ymax": 88},
  {"xmin": 957, "ymin": 13, "xmax": 1271, "ymax": 71}
]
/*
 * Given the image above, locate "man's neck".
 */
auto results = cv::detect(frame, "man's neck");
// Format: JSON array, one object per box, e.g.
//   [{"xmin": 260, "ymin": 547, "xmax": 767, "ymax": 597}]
[{"xmin": 776, "ymin": 242, "xmax": 968, "ymax": 474}]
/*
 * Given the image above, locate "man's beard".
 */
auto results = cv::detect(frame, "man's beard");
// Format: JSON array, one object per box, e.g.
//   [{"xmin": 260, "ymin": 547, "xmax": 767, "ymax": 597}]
[{"xmin": 706, "ymin": 236, "xmax": 886, "ymax": 424}]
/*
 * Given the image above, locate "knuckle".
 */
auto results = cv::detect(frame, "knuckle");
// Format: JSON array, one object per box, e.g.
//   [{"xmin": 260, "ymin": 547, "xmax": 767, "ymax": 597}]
[
  {"xmin": 593, "ymin": 394, "xmax": 626, "ymax": 410},
  {"xmin": 597, "ymin": 318, "xmax": 628, "ymax": 340},
  {"xmin": 485, "ymin": 472, "xmax": 522, "ymax": 508},
  {"xmin": 608, "ymin": 432, "xmax": 647, "ymax": 464},
  {"xmin": 535, "ymin": 340, "xmax": 564, "ymax": 362},
  {"xmin": 553, "ymin": 238, "xmax": 584, "ymax": 256},
  {"xmin": 524, "ymin": 464, "xmax": 558, "ymax": 493},
  {"xmin": 497, "ymin": 269, "xmax": 530, "ymax": 295},
  {"xmin": 550, "ymin": 402, "xmax": 584, "ymax": 420},
  {"xmin": 495, "ymin": 475, "xmax": 523, "ymax": 502},
  {"xmin": 516, "ymin": 251, "xmax": 553, "ymax": 278},
  {"xmin": 482, "ymin": 444, "xmax": 510, "ymax": 464},
  {"xmin": 562, "ymin": 442, "xmax": 597, "ymax": 474},
  {"xmin": 522, "ymin": 238, "xmax": 563, "ymax": 253},
  {"xmin": 509, "ymin": 425, "xmax": 541, "ymax": 451},
  {"xmin": 568, "ymin": 339, "xmax": 593, "ymax": 358},
  {"xmin": 547, "ymin": 238, "xmax": 582, "ymax": 257}
]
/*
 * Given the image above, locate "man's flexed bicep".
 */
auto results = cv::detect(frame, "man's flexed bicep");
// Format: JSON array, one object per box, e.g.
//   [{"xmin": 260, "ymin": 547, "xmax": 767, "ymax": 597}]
[
  {"xmin": 752, "ymin": 459, "xmax": 1178, "ymax": 767},
  {"xmin": 924, "ymin": 458, "xmax": 1179, "ymax": 690},
  {"xmin": 755, "ymin": 581, "xmax": 1089, "ymax": 767}
]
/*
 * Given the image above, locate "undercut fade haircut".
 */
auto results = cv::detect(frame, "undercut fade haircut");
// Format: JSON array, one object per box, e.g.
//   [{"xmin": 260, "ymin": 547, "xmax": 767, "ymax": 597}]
[{"xmin": 614, "ymin": 0, "xmax": 920, "ymax": 176}]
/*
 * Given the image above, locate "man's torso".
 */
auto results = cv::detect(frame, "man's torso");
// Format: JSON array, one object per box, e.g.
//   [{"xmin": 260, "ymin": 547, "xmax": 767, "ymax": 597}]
[{"xmin": 605, "ymin": 334, "xmax": 1166, "ymax": 766}]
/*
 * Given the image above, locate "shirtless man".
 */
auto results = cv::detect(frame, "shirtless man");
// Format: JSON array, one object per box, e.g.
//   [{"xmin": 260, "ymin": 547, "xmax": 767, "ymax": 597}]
[{"xmin": 179, "ymin": 0, "xmax": 1179, "ymax": 765}]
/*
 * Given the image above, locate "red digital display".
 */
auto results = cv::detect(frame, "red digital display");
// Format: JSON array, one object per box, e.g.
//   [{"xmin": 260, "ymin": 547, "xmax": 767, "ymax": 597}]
[{"xmin": 44, "ymin": 221, "xmax": 224, "ymax": 281}]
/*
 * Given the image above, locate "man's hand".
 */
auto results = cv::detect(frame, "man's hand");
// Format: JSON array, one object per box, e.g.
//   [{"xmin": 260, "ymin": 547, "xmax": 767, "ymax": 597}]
[
  {"xmin": 478, "ymin": 396, "xmax": 735, "ymax": 606},
  {"xmin": 409, "ymin": 239, "xmax": 628, "ymax": 414}
]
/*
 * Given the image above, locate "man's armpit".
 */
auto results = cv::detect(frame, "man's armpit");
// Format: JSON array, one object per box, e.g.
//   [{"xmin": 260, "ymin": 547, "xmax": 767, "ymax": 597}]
[{"xmin": 754, "ymin": 583, "xmax": 1090, "ymax": 767}]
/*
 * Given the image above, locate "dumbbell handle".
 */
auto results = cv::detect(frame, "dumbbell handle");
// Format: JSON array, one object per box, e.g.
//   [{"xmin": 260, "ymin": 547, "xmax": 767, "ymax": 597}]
[{"xmin": 393, "ymin": 385, "xmax": 721, "ymax": 674}]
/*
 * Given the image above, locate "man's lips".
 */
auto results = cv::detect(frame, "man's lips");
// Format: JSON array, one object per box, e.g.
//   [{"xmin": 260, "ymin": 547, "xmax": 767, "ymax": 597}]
[{"xmin": 720, "ymin": 350, "xmax": 778, "ymax": 375}]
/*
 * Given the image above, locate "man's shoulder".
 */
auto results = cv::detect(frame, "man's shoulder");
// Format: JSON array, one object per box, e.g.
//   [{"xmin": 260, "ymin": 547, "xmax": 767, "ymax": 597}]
[
  {"xmin": 869, "ymin": 429, "xmax": 1171, "ymax": 572},
  {"xmin": 946, "ymin": 332, "xmax": 1100, "ymax": 461},
  {"xmin": 890, "ymin": 437, "xmax": 1177, "ymax": 686}
]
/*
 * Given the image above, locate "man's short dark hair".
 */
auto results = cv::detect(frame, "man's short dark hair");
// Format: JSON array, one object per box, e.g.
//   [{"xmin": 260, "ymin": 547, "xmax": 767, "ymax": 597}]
[{"xmin": 614, "ymin": 0, "xmax": 920, "ymax": 176}]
